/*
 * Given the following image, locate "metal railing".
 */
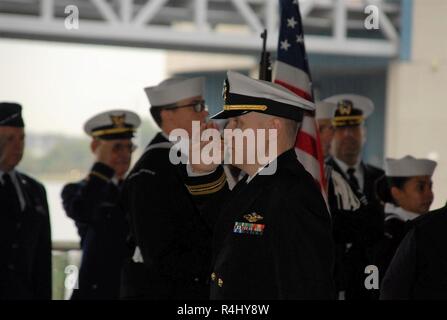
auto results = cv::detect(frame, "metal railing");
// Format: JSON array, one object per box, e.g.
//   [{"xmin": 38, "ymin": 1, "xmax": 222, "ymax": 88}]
[{"xmin": 0, "ymin": 0, "xmax": 401, "ymax": 57}]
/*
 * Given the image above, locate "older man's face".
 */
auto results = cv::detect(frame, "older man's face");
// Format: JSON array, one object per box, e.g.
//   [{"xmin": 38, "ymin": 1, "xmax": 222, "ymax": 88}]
[
  {"xmin": 332, "ymin": 125, "xmax": 365, "ymax": 165},
  {"xmin": 225, "ymin": 112, "xmax": 272, "ymax": 167},
  {"xmin": 0, "ymin": 126, "xmax": 25, "ymax": 172},
  {"xmin": 92, "ymin": 138, "xmax": 135, "ymax": 179}
]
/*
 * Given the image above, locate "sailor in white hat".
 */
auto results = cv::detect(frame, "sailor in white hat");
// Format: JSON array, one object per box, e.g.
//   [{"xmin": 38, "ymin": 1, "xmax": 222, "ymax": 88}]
[
  {"xmin": 212, "ymin": 70, "xmax": 313, "ymax": 121},
  {"xmin": 315, "ymin": 100, "xmax": 361, "ymax": 213},
  {"xmin": 184, "ymin": 71, "xmax": 335, "ymax": 299},
  {"xmin": 323, "ymin": 94, "xmax": 382, "ymax": 196},
  {"xmin": 380, "ymin": 155, "xmax": 436, "ymax": 218},
  {"xmin": 381, "ymin": 155, "xmax": 437, "ymax": 217},
  {"xmin": 62, "ymin": 109, "xmax": 141, "ymax": 300},
  {"xmin": 83, "ymin": 109, "xmax": 141, "ymax": 180},
  {"xmin": 144, "ymin": 77, "xmax": 208, "ymax": 138},
  {"xmin": 84, "ymin": 109, "xmax": 141, "ymax": 138},
  {"xmin": 323, "ymin": 93, "xmax": 385, "ymax": 300},
  {"xmin": 205, "ymin": 70, "xmax": 314, "ymax": 176},
  {"xmin": 376, "ymin": 155, "xmax": 437, "ymax": 276},
  {"xmin": 120, "ymin": 76, "xmax": 213, "ymax": 299},
  {"xmin": 385, "ymin": 156, "xmax": 437, "ymax": 180}
]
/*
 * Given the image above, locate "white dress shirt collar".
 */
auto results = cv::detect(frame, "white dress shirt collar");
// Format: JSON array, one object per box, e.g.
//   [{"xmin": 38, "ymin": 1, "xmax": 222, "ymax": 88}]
[
  {"xmin": 385, "ymin": 203, "xmax": 420, "ymax": 222},
  {"xmin": 333, "ymin": 157, "xmax": 364, "ymax": 191},
  {"xmin": 333, "ymin": 157, "xmax": 361, "ymax": 174}
]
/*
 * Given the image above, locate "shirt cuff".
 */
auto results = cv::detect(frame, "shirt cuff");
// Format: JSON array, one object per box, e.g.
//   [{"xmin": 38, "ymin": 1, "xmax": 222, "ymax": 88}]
[{"xmin": 186, "ymin": 163, "xmax": 217, "ymax": 177}]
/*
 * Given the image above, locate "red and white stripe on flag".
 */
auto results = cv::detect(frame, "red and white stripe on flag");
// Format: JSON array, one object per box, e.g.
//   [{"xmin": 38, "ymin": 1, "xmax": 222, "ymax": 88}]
[
  {"xmin": 295, "ymin": 114, "xmax": 327, "ymax": 195},
  {"xmin": 273, "ymin": 0, "xmax": 328, "ymax": 201},
  {"xmin": 274, "ymin": 61, "xmax": 312, "ymax": 101},
  {"xmin": 273, "ymin": 62, "xmax": 327, "ymax": 197}
]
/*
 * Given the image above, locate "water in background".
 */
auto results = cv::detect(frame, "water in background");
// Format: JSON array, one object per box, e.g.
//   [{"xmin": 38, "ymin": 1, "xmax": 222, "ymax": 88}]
[{"xmin": 43, "ymin": 180, "xmax": 80, "ymax": 243}]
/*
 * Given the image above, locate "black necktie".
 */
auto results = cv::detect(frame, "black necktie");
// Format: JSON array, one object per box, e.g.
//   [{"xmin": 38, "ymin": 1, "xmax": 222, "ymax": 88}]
[
  {"xmin": 347, "ymin": 168, "xmax": 360, "ymax": 192},
  {"xmin": 2, "ymin": 173, "xmax": 21, "ymax": 214}
]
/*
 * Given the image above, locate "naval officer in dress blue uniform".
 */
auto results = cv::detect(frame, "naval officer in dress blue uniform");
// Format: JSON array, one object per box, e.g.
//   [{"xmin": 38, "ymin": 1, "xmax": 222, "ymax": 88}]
[
  {"xmin": 62, "ymin": 109, "xmax": 140, "ymax": 299},
  {"xmin": 324, "ymin": 94, "xmax": 385, "ymax": 300},
  {"xmin": 184, "ymin": 71, "xmax": 335, "ymax": 299}
]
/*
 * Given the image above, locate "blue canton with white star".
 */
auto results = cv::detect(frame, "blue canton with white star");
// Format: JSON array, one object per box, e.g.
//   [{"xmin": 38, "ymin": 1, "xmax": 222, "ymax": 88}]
[{"xmin": 277, "ymin": 0, "xmax": 310, "ymax": 74}]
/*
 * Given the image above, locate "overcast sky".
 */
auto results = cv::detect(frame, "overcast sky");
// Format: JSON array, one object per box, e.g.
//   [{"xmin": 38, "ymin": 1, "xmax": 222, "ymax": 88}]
[{"xmin": 0, "ymin": 38, "xmax": 166, "ymax": 136}]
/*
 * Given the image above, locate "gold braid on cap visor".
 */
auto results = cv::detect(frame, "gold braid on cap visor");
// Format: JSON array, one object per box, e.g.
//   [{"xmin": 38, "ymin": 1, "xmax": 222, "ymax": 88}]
[
  {"xmin": 91, "ymin": 127, "xmax": 135, "ymax": 137},
  {"xmin": 223, "ymin": 105, "xmax": 268, "ymax": 111},
  {"xmin": 332, "ymin": 115, "xmax": 364, "ymax": 127}
]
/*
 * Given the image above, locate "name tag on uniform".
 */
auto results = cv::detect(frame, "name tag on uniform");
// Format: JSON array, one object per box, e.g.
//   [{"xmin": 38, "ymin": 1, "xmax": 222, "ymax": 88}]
[{"xmin": 233, "ymin": 222, "xmax": 265, "ymax": 236}]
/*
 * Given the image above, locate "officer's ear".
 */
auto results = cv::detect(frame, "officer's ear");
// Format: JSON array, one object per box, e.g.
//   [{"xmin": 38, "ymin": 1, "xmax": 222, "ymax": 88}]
[
  {"xmin": 160, "ymin": 109, "xmax": 174, "ymax": 123},
  {"xmin": 272, "ymin": 117, "xmax": 297, "ymax": 139},
  {"xmin": 91, "ymin": 138, "xmax": 100, "ymax": 153},
  {"xmin": 390, "ymin": 185, "xmax": 405, "ymax": 205},
  {"xmin": 270, "ymin": 117, "xmax": 282, "ymax": 131}
]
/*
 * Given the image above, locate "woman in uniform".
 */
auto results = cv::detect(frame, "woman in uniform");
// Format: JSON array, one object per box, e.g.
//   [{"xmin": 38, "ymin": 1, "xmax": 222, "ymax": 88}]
[{"xmin": 375, "ymin": 155, "xmax": 436, "ymax": 275}]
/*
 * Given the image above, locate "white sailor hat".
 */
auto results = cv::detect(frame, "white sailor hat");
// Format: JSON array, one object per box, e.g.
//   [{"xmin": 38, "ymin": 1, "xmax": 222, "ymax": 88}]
[
  {"xmin": 324, "ymin": 94, "xmax": 374, "ymax": 127},
  {"xmin": 84, "ymin": 109, "xmax": 141, "ymax": 140},
  {"xmin": 385, "ymin": 156, "xmax": 437, "ymax": 177},
  {"xmin": 211, "ymin": 71, "xmax": 314, "ymax": 122},
  {"xmin": 144, "ymin": 77, "xmax": 205, "ymax": 108},
  {"xmin": 316, "ymin": 101, "xmax": 336, "ymax": 120}
]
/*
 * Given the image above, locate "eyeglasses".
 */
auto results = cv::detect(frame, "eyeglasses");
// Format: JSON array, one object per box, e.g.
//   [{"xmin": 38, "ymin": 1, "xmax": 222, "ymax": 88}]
[
  {"xmin": 170, "ymin": 100, "xmax": 207, "ymax": 113},
  {"xmin": 112, "ymin": 143, "xmax": 137, "ymax": 154}
]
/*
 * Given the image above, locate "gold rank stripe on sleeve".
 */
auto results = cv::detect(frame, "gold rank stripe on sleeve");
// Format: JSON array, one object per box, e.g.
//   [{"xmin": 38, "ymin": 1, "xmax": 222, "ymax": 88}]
[
  {"xmin": 186, "ymin": 172, "xmax": 227, "ymax": 195},
  {"xmin": 89, "ymin": 170, "xmax": 110, "ymax": 182},
  {"xmin": 223, "ymin": 105, "xmax": 268, "ymax": 111}
]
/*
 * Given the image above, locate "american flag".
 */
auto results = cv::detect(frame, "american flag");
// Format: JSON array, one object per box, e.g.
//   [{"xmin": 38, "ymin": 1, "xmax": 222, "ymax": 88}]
[{"xmin": 273, "ymin": 0, "xmax": 327, "ymax": 197}]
